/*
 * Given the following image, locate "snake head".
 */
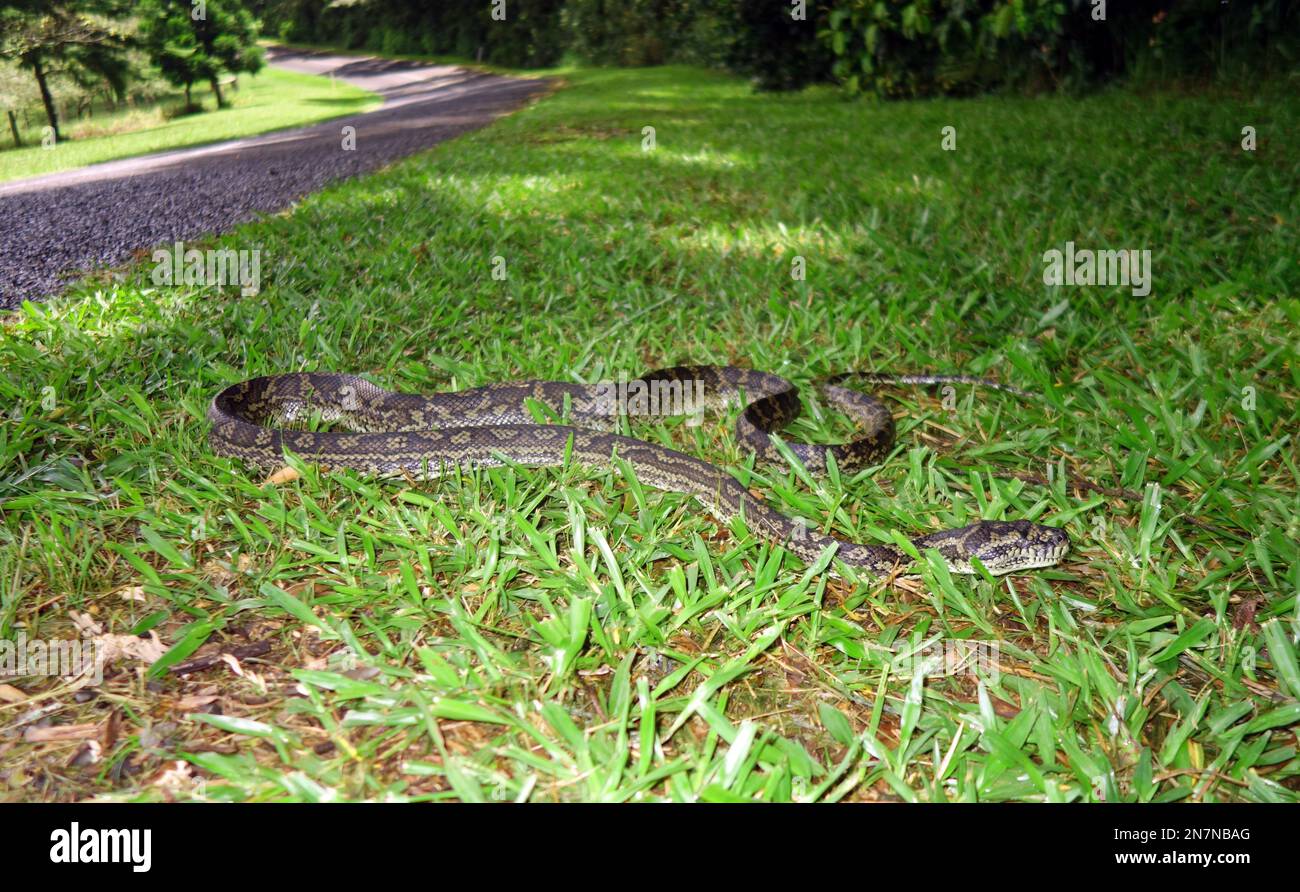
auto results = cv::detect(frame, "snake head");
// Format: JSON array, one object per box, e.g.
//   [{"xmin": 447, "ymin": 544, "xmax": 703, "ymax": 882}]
[{"xmin": 915, "ymin": 520, "xmax": 1070, "ymax": 575}]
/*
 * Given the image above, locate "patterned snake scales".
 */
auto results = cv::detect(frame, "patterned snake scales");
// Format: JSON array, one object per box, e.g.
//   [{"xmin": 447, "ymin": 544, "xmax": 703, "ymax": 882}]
[{"xmin": 208, "ymin": 365, "xmax": 1070, "ymax": 576}]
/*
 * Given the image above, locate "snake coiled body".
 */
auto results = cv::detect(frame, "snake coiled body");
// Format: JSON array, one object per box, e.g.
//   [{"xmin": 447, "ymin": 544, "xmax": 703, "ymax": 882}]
[{"xmin": 208, "ymin": 365, "xmax": 1069, "ymax": 575}]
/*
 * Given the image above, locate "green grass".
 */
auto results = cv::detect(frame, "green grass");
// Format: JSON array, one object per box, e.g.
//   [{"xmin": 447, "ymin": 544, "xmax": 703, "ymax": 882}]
[
  {"xmin": 1, "ymin": 64, "xmax": 1297, "ymax": 803},
  {"xmin": 0, "ymin": 66, "xmax": 379, "ymax": 183}
]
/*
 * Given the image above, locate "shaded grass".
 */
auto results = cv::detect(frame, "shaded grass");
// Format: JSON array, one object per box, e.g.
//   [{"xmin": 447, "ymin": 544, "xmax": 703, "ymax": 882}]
[
  {"xmin": 0, "ymin": 67, "xmax": 379, "ymax": 183},
  {"xmin": 0, "ymin": 64, "xmax": 1297, "ymax": 802}
]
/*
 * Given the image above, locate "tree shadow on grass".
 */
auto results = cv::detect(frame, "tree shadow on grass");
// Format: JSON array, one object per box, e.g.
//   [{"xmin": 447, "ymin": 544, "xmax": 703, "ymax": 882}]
[{"xmin": 14, "ymin": 63, "xmax": 1294, "ymax": 447}]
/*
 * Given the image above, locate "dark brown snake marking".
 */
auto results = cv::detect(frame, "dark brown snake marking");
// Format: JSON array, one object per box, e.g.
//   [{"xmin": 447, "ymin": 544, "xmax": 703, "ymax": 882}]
[{"xmin": 208, "ymin": 365, "xmax": 1070, "ymax": 575}]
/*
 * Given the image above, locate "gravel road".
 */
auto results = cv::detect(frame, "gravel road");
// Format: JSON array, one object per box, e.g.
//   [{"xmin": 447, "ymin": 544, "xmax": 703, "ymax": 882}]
[{"xmin": 0, "ymin": 47, "xmax": 550, "ymax": 307}]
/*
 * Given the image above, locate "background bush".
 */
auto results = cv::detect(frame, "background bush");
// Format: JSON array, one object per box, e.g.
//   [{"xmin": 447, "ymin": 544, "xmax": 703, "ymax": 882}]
[
  {"xmin": 727, "ymin": 0, "xmax": 834, "ymax": 91},
  {"xmin": 258, "ymin": 0, "xmax": 568, "ymax": 68},
  {"xmin": 250, "ymin": 0, "xmax": 1298, "ymax": 95},
  {"xmin": 820, "ymin": 0, "xmax": 1299, "ymax": 98},
  {"xmin": 256, "ymin": 0, "xmax": 826, "ymax": 81},
  {"xmin": 561, "ymin": 0, "xmax": 706, "ymax": 67}
]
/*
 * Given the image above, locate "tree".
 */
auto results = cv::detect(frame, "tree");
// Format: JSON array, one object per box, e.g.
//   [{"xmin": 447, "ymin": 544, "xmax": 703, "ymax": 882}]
[
  {"xmin": 0, "ymin": 0, "xmax": 132, "ymax": 141},
  {"xmin": 136, "ymin": 0, "xmax": 204, "ymax": 107},
  {"xmin": 138, "ymin": 0, "xmax": 264, "ymax": 110}
]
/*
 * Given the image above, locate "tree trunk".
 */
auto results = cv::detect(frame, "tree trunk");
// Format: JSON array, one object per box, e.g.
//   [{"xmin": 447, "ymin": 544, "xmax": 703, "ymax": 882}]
[
  {"xmin": 6, "ymin": 111, "xmax": 21, "ymax": 147},
  {"xmin": 184, "ymin": 82, "xmax": 192, "ymax": 107},
  {"xmin": 209, "ymin": 75, "xmax": 226, "ymax": 108},
  {"xmin": 30, "ymin": 56, "xmax": 61, "ymax": 142}
]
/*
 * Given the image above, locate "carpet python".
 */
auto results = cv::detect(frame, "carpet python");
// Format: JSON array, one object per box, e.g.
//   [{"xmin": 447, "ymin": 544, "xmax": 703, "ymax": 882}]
[{"xmin": 208, "ymin": 365, "xmax": 1070, "ymax": 576}]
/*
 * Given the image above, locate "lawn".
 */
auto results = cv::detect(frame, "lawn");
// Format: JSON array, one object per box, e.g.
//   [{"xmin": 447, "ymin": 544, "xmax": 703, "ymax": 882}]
[
  {"xmin": 0, "ymin": 64, "xmax": 1297, "ymax": 803},
  {"xmin": 0, "ymin": 66, "xmax": 379, "ymax": 183}
]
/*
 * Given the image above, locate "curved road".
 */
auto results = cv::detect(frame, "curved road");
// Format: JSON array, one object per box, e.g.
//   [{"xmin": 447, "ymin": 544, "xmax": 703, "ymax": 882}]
[{"xmin": 0, "ymin": 48, "xmax": 550, "ymax": 307}]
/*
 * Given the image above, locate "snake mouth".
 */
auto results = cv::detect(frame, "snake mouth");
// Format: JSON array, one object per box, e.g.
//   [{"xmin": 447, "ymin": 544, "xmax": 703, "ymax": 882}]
[
  {"xmin": 1007, "ymin": 546, "xmax": 1070, "ymax": 572},
  {"xmin": 960, "ymin": 522, "xmax": 1071, "ymax": 575},
  {"xmin": 1002, "ymin": 528, "xmax": 1071, "ymax": 573}
]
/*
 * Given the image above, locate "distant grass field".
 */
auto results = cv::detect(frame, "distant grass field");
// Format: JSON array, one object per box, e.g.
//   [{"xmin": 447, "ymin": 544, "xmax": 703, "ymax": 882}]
[
  {"xmin": 0, "ymin": 66, "xmax": 379, "ymax": 183},
  {"xmin": 1, "ymin": 64, "xmax": 1297, "ymax": 803}
]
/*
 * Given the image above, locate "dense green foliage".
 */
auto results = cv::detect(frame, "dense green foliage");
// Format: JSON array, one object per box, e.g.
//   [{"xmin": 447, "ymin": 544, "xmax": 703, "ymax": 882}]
[
  {"xmin": 559, "ymin": 0, "xmax": 727, "ymax": 68},
  {"xmin": 0, "ymin": 0, "xmax": 134, "ymax": 139},
  {"xmin": 259, "ymin": 0, "xmax": 828, "ymax": 82},
  {"xmin": 257, "ymin": 0, "xmax": 1298, "ymax": 96},
  {"xmin": 260, "ymin": 0, "xmax": 567, "ymax": 67},
  {"xmin": 1, "ymin": 0, "xmax": 267, "ymax": 142},
  {"xmin": 3, "ymin": 65, "xmax": 1296, "ymax": 802},
  {"xmin": 3, "ymin": 0, "xmax": 1295, "ymax": 109},
  {"xmin": 823, "ymin": 0, "xmax": 1299, "ymax": 97},
  {"xmin": 728, "ymin": 0, "xmax": 833, "ymax": 91},
  {"xmin": 137, "ymin": 0, "xmax": 265, "ymax": 108}
]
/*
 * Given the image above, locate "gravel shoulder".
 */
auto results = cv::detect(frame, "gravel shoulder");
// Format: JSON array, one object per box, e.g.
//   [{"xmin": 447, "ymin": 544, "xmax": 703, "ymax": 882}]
[{"xmin": 0, "ymin": 47, "xmax": 550, "ymax": 307}]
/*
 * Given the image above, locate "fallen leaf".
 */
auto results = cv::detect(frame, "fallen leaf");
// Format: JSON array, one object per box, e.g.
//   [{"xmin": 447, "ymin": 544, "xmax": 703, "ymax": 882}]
[
  {"xmin": 0, "ymin": 683, "xmax": 26, "ymax": 703},
  {"xmin": 25, "ymin": 723, "xmax": 100, "ymax": 743},
  {"xmin": 93, "ymin": 631, "xmax": 167, "ymax": 668},
  {"xmin": 69, "ymin": 740, "xmax": 102, "ymax": 767},
  {"xmin": 1232, "ymin": 596, "xmax": 1262, "ymax": 633},
  {"xmin": 70, "ymin": 611, "xmax": 103, "ymax": 636},
  {"xmin": 265, "ymin": 466, "xmax": 301, "ymax": 485},
  {"xmin": 342, "ymin": 665, "xmax": 380, "ymax": 681},
  {"xmin": 12, "ymin": 702, "xmax": 60, "ymax": 728},
  {"xmin": 139, "ymin": 721, "xmax": 177, "ymax": 749},
  {"xmin": 990, "ymin": 695, "xmax": 1021, "ymax": 719},
  {"xmin": 149, "ymin": 760, "xmax": 198, "ymax": 793},
  {"xmin": 102, "ymin": 709, "xmax": 120, "ymax": 749},
  {"xmin": 117, "ymin": 586, "xmax": 147, "ymax": 603}
]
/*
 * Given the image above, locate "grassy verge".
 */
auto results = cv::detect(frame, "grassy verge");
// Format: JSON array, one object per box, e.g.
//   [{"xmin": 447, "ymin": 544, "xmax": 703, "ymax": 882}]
[
  {"xmin": 0, "ymin": 66, "xmax": 379, "ymax": 183},
  {"xmin": 0, "ymin": 64, "xmax": 1297, "ymax": 803}
]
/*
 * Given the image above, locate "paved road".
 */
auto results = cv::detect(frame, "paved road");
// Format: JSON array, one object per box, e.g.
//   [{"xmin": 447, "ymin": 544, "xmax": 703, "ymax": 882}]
[{"xmin": 0, "ymin": 48, "xmax": 550, "ymax": 307}]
